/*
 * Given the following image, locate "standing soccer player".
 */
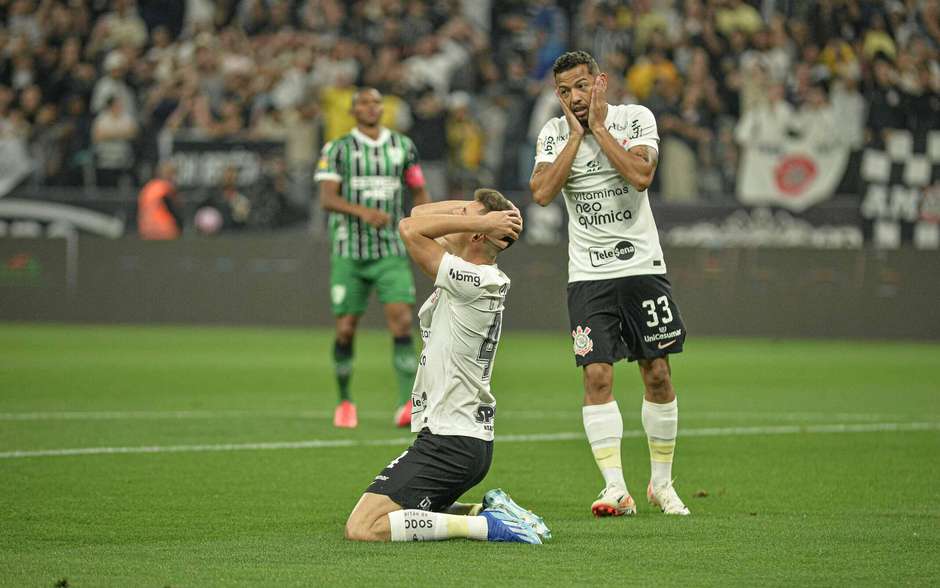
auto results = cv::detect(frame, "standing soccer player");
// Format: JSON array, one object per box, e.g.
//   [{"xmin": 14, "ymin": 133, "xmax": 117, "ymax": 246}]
[
  {"xmin": 530, "ymin": 51, "xmax": 690, "ymax": 516},
  {"xmin": 316, "ymin": 88, "xmax": 431, "ymax": 429},
  {"xmin": 344, "ymin": 189, "xmax": 550, "ymax": 544}
]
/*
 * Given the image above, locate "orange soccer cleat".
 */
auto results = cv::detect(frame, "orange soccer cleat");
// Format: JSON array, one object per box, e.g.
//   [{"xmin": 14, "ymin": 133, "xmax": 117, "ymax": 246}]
[{"xmin": 333, "ymin": 400, "xmax": 358, "ymax": 428}]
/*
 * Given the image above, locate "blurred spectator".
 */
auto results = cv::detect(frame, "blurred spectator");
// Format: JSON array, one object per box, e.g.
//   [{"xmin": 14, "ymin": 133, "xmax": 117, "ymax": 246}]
[
  {"xmin": 92, "ymin": 95, "xmax": 138, "ymax": 187},
  {"xmin": 715, "ymin": 0, "xmax": 763, "ymax": 37},
  {"xmin": 86, "ymin": 0, "xmax": 148, "ymax": 56},
  {"xmin": 865, "ymin": 55, "xmax": 904, "ymax": 145},
  {"xmin": 0, "ymin": 82, "xmax": 32, "ymax": 196},
  {"xmin": 863, "ymin": 13, "xmax": 897, "ymax": 61},
  {"xmin": 0, "ymin": 85, "xmax": 22, "ymax": 138},
  {"xmin": 651, "ymin": 77, "xmax": 710, "ymax": 202},
  {"xmin": 310, "ymin": 37, "xmax": 360, "ymax": 89},
  {"xmin": 445, "ymin": 91, "xmax": 483, "ymax": 197},
  {"xmin": 831, "ymin": 74, "xmax": 866, "ymax": 151},
  {"xmin": 792, "ymin": 83, "xmax": 838, "ymax": 146},
  {"xmin": 575, "ymin": 2, "xmax": 631, "ymax": 71},
  {"xmin": 627, "ymin": 47, "xmax": 680, "ymax": 101},
  {"xmin": 199, "ymin": 165, "xmax": 252, "ymax": 231},
  {"xmin": 409, "ymin": 87, "xmax": 448, "ymax": 199},
  {"xmin": 318, "ymin": 71, "xmax": 358, "ymax": 142},
  {"xmin": 529, "ymin": 0, "xmax": 568, "ymax": 79},
  {"xmin": 270, "ymin": 100, "xmax": 321, "ymax": 178},
  {"xmin": 91, "ymin": 51, "xmax": 138, "ymax": 119},
  {"xmin": 138, "ymin": 161, "xmax": 182, "ymax": 240},
  {"xmin": 8, "ymin": 0, "xmax": 42, "ymax": 46},
  {"xmin": 270, "ymin": 49, "xmax": 314, "ymax": 110},
  {"xmin": 631, "ymin": 0, "xmax": 674, "ymax": 55},
  {"xmin": 736, "ymin": 81, "xmax": 793, "ymax": 137},
  {"xmin": 55, "ymin": 94, "xmax": 94, "ymax": 187},
  {"xmin": 402, "ymin": 20, "xmax": 475, "ymax": 96}
]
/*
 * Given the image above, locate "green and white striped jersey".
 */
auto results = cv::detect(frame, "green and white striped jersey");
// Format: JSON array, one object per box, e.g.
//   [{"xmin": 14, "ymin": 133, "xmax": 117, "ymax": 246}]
[{"xmin": 315, "ymin": 127, "xmax": 420, "ymax": 260}]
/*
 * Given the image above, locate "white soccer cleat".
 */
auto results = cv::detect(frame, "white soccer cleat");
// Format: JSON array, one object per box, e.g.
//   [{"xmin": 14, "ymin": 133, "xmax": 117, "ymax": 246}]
[
  {"xmin": 591, "ymin": 483, "xmax": 636, "ymax": 517},
  {"xmin": 647, "ymin": 480, "xmax": 690, "ymax": 516}
]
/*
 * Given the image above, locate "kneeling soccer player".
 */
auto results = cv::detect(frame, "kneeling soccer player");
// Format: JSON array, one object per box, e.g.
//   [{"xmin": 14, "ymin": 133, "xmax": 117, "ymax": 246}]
[{"xmin": 344, "ymin": 189, "xmax": 550, "ymax": 544}]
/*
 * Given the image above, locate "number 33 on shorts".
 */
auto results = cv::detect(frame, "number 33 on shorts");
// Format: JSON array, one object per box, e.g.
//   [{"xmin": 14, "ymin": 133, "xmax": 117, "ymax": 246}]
[{"xmin": 642, "ymin": 295, "xmax": 673, "ymax": 327}]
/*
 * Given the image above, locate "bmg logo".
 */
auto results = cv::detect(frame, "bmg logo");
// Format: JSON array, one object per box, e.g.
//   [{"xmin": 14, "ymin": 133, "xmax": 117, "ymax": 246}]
[{"xmin": 449, "ymin": 268, "xmax": 481, "ymax": 287}]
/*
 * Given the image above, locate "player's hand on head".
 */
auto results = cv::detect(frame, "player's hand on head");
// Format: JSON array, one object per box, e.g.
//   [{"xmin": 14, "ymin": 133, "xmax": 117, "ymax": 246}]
[
  {"xmin": 482, "ymin": 210, "xmax": 522, "ymax": 243},
  {"xmin": 588, "ymin": 73, "xmax": 608, "ymax": 132},
  {"xmin": 362, "ymin": 208, "xmax": 391, "ymax": 228},
  {"xmin": 555, "ymin": 88, "xmax": 585, "ymax": 138},
  {"xmin": 508, "ymin": 202, "xmax": 524, "ymax": 232}
]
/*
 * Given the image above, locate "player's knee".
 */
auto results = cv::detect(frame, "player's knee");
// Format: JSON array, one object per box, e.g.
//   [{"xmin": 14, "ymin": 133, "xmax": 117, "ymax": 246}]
[
  {"xmin": 390, "ymin": 316, "xmax": 412, "ymax": 337},
  {"xmin": 336, "ymin": 322, "xmax": 357, "ymax": 343},
  {"xmin": 584, "ymin": 364, "xmax": 613, "ymax": 402},
  {"xmin": 387, "ymin": 308, "xmax": 413, "ymax": 336}
]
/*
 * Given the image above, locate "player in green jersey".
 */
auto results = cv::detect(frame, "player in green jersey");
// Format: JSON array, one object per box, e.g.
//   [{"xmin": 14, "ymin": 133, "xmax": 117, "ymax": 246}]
[{"xmin": 315, "ymin": 87, "xmax": 431, "ymax": 429}]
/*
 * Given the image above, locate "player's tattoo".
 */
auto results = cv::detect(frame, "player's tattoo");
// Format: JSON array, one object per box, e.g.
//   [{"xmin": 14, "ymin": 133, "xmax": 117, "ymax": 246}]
[
  {"xmin": 530, "ymin": 162, "xmax": 550, "ymax": 181},
  {"xmin": 630, "ymin": 145, "xmax": 659, "ymax": 169}
]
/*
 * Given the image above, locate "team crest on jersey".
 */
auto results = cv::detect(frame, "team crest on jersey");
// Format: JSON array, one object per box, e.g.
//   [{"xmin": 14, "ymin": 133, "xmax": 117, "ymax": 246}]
[{"xmin": 572, "ymin": 325, "xmax": 593, "ymax": 357}]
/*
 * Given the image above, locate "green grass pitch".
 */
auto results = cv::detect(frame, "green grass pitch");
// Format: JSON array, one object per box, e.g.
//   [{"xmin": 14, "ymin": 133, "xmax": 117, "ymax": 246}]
[{"xmin": 1, "ymin": 324, "xmax": 938, "ymax": 587}]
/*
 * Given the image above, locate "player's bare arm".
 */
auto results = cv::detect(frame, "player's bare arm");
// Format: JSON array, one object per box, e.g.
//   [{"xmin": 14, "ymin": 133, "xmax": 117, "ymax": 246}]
[
  {"xmin": 587, "ymin": 76, "xmax": 659, "ymax": 192},
  {"xmin": 398, "ymin": 211, "xmax": 521, "ymax": 278},
  {"xmin": 411, "ymin": 200, "xmax": 474, "ymax": 217},
  {"xmin": 320, "ymin": 179, "xmax": 391, "ymax": 228},
  {"xmin": 529, "ymin": 85, "xmax": 587, "ymax": 206},
  {"xmin": 411, "ymin": 199, "xmax": 478, "ymax": 253}
]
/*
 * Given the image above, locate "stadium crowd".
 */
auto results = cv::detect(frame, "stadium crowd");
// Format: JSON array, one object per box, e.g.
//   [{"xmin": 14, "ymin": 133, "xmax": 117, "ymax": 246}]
[{"xmin": 0, "ymin": 0, "xmax": 938, "ymax": 208}]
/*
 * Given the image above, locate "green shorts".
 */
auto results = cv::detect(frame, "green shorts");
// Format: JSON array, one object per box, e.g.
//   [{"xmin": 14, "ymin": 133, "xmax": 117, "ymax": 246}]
[{"xmin": 329, "ymin": 255, "xmax": 416, "ymax": 316}]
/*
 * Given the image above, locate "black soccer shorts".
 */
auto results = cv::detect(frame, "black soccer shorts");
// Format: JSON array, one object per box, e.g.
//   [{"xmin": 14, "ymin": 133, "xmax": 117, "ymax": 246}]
[
  {"xmin": 366, "ymin": 428, "xmax": 493, "ymax": 511},
  {"xmin": 567, "ymin": 274, "xmax": 687, "ymax": 366}
]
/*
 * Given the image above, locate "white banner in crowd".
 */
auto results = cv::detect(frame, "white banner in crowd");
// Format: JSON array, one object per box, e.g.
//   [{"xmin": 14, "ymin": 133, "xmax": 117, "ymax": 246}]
[
  {"xmin": 736, "ymin": 140, "xmax": 849, "ymax": 212},
  {"xmin": 0, "ymin": 138, "xmax": 32, "ymax": 197}
]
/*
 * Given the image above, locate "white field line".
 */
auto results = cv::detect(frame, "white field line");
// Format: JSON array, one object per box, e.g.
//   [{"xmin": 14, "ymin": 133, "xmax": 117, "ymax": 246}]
[
  {"xmin": 1, "ymin": 409, "xmax": 936, "ymax": 422},
  {"xmin": 1, "ymin": 422, "xmax": 938, "ymax": 460}
]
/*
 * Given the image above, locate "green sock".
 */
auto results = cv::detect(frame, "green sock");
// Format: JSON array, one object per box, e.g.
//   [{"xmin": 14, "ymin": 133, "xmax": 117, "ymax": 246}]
[
  {"xmin": 334, "ymin": 340, "xmax": 353, "ymax": 402},
  {"xmin": 392, "ymin": 335, "xmax": 418, "ymax": 405}
]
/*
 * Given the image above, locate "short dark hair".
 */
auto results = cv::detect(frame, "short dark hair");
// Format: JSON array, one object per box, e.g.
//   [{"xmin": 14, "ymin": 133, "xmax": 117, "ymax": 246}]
[
  {"xmin": 474, "ymin": 188, "xmax": 517, "ymax": 249},
  {"xmin": 351, "ymin": 87, "xmax": 381, "ymax": 107},
  {"xmin": 552, "ymin": 51, "xmax": 599, "ymax": 77},
  {"xmin": 474, "ymin": 188, "xmax": 512, "ymax": 213}
]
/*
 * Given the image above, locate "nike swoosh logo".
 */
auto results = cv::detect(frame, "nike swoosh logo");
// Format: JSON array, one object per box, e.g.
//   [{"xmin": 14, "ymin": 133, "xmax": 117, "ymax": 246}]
[{"xmin": 657, "ymin": 339, "xmax": 677, "ymax": 350}]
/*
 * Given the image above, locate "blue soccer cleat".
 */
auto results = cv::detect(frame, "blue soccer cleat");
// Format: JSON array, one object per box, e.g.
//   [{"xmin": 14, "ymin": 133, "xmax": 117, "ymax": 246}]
[
  {"xmin": 480, "ymin": 509, "xmax": 542, "ymax": 544},
  {"xmin": 483, "ymin": 488, "xmax": 552, "ymax": 542}
]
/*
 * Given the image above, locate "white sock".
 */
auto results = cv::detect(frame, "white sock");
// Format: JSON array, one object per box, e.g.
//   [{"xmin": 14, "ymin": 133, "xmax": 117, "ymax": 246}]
[
  {"xmin": 582, "ymin": 401, "xmax": 627, "ymax": 491},
  {"xmin": 642, "ymin": 398, "xmax": 678, "ymax": 487},
  {"xmin": 388, "ymin": 510, "xmax": 488, "ymax": 542}
]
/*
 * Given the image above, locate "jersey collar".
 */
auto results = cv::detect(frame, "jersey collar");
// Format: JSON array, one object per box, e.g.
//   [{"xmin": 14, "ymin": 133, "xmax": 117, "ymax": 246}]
[{"xmin": 352, "ymin": 127, "xmax": 390, "ymax": 147}]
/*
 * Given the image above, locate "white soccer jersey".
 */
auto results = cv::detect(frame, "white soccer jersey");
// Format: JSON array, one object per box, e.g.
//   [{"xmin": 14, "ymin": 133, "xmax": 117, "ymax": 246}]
[
  {"xmin": 411, "ymin": 253, "xmax": 509, "ymax": 442},
  {"xmin": 535, "ymin": 103, "xmax": 666, "ymax": 283}
]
